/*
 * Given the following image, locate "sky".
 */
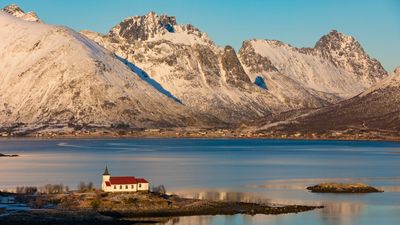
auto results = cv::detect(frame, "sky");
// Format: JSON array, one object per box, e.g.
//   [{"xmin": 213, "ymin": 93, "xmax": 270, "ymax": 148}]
[{"xmin": 1, "ymin": 0, "xmax": 399, "ymax": 72}]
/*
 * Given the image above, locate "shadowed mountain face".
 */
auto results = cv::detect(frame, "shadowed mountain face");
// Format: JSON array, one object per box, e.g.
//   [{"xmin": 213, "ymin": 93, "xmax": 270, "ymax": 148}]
[{"xmin": 256, "ymin": 68, "xmax": 400, "ymax": 134}]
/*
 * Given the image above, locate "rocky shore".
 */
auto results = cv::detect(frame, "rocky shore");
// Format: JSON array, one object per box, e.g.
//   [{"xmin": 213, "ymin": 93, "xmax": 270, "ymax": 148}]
[
  {"xmin": 1, "ymin": 127, "xmax": 400, "ymax": 143},
  {"xmin": 0, "ymin": 153, "xmax": 18, "ymax": 157},
  {"xmin": 307, "ymin": 183, "xmax": 383, "ymax": 193},
  {"xmin": 0, "ymin": 191, "xmax": 323, "ymax": 224}
]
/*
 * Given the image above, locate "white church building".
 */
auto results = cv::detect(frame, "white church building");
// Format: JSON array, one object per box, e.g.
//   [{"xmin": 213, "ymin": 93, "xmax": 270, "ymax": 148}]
[{"xmin": 101, "ymin": 166, "xmax": 149, "ymax": 192}]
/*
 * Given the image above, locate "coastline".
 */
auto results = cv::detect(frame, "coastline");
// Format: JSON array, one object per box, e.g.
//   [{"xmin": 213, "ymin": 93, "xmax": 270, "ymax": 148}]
[
  {"xmin": 0, "ymin": 129, "xmax": 399, "ymax": 143},
  {"xmin": 0, "ymin": 191, "xmax": 323, "ymax": 225}
]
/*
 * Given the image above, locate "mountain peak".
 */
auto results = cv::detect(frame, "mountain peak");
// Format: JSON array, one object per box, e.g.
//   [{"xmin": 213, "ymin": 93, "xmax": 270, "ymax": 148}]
[
  {"xmin": 315, "ymin": 29, "xmax": 387, "ymax": 84},
  {"xmin": 3, "ymin": 4, "xmax": 23, "ymax": 14},
  {"xmin": 109, "ymin": 12, "xmax": 176, "ymax": 41},
  {"xmin": 2, "ymin": 4, "xmax": 41, "ymax": 22},
  {"xmin": 315, "ymin": 29, "xmax": 356, "ymax": 50}
]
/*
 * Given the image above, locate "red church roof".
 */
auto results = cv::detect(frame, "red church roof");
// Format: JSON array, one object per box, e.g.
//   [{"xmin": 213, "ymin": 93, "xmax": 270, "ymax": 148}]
[
  {"xmin": 109, "ymin": 176, "xmax": 137, "ymax": 184},
  {"xmin": 136, "ymin": 178, "xmax": 149, "ymax": 183},
  {"xmin": 107, "ymin": 176, "xmax": 149, "ymax": 185}
]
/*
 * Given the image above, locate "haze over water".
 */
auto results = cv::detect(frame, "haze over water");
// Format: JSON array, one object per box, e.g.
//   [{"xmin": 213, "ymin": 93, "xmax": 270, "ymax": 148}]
[{"xmin": 1, "ymin": 138, "xmax": 400, "ymax": 225}]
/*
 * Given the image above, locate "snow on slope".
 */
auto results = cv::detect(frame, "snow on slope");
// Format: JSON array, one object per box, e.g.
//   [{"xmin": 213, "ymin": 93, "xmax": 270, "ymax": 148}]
[
  {"xmin": 256, "ymin": 66, "xmax": 400, "ymax": 133},
  {"xmin": 0, "ymin": 11, "xmax": 201, "ymax": 130},
  {"xmin": 81, "ymin": 12, "xmax": 288, "ymax": 123},
  {"xmin": 239, "ymin": 30, "xmax": 388, "ymax": 105},
  {"xmin": 82, "ymin": 13, "xmax": 388, "ymax": 124},
  {"xmin": 360, "ymin": 66, "xmax": 400, "ymax": 97}
]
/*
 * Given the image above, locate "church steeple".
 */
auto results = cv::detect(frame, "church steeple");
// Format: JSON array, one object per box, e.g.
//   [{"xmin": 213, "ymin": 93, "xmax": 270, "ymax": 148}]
[{"xmin": 103, "ymin": 165, "xmax": 110, "ymax": 175}]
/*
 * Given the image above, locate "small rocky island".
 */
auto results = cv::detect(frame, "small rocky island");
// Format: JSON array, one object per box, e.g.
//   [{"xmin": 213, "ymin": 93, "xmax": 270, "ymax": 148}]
[
  {"xmin": 0, "ymin": 153, "xmax": 19, "ymax": 157},
  {"xmin": 0, "ymin": 190, "xmax": 323, "ymax": 225},
  {"xmin": 307, "ymin": 183, "xmax": 383, "ymax": 193}
]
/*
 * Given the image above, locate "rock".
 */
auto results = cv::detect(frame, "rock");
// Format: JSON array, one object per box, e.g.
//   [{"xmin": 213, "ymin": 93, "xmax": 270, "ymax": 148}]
[
  {"xmin": 394, "ymin": 67, "xmax": 400, "ymax": 76},
  {"xmin": 2, "ymin": 4, "xmax": 41, "ymax": 22},
  {"xmin": 315, "ymin": 30, "xmax": 387, "ymax": 84},
  {"xmin": 0, "ymin": 153, "xmax": 19, "ymax": 157},
  {"xmin": 307, "ymin": 183, "xmax": 383, "ymax": 193}
]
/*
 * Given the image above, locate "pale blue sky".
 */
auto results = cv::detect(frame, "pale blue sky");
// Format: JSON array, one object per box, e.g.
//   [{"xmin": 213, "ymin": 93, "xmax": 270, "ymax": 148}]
[{"xmin": 2, "ymin": 0, "xmax": 399, "ymax": 71}]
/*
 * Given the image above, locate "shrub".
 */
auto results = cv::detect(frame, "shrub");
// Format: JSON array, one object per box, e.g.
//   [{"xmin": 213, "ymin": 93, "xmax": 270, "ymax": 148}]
[
  {"xmin": 39, "ymin": 184, "xmax": 65, "ymax": 194},
  {"xmin": 91, "ymin": 199, "xmax": 101, "ymax": 209},
  {"xmin": 124, "ymin": 197, "xmax": 138, "ymax": 205},
  {"xmin": 78, "ymin": 181, "xmax": 95, "ymax": 192},
  {"xmin": 16, "ymin": 186, "xmax": 37, "ymax": 194}
]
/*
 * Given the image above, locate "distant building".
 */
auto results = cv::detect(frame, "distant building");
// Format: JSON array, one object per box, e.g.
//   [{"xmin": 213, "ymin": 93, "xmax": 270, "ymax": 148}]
[{"xmin": 101, "ymin": 166, "xmax": 149, "ymax": 192}]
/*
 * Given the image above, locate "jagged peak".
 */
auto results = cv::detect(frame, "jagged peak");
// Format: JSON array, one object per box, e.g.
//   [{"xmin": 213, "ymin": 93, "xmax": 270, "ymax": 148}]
[
  {"xmin": 315, "ymin": 29, "xmax": 387, "ymax": 82},
  {"xmin": 108, "ymin": 11, "xmax": 214, "ymax": 46},
  {"xmin": 315, "ymin": 29, "xmax": 358, "ymax": 50},
  {"xmin": 109, "ymin": 11, "xmax": 177, "ymax": 41},
  {"xmin": 2, "ymin": 3, "xmax": 41, "ymax": 22},
  {"xmin": 3, "ymin": 4, "xmax": 23, "ymax": 13}
]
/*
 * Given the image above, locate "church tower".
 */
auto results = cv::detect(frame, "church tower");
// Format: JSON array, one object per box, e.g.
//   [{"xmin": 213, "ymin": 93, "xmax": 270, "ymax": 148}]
[{"xmin": 101, "ymin": 165, "xmax": 111, "ymax": 191}]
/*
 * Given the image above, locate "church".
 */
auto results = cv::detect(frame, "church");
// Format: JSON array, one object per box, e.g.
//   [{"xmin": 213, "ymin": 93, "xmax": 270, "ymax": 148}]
[{"xmin": 101, "ymin": 166, "xmax": 149, "ymax": 192}]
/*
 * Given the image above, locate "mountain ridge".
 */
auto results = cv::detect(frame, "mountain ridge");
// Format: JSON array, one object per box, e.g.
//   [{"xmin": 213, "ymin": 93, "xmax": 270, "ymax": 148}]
[
  {"xmin": 81, "ymin": 11, "xmax": 388, "ymax": 124},
  {"xmin": 2, "ymin": 4, "xmax": 41, "ymax": 22},
  {"xmin": 0, "ymin": 9, "xmax": 221, "ymax": 135},
  {"xmin": 254, "ymin": 66, "xmax": 400, "ymax": 137},
  {"xmin": 0, "ymin": 4, "xmax": 396, "ymax": 137}
]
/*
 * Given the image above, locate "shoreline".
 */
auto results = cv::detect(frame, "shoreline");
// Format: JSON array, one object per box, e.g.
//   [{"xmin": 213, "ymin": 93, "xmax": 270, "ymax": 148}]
[
  {"xmin": 0, "ymin": 191, "xmax": 323, "ymax": 224},
  {"xmin": 0, "ymin": 132, "xmax": 399, "ymax": 143}
]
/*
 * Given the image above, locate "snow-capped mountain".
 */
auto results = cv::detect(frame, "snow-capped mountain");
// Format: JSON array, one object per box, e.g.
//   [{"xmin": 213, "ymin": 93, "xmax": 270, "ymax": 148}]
[
  {"xmin": 0, "ymin": 10, "xmax": 210, "ymax": 132},
  {"xmin": 82, "ymin": 13, "xmax": 387, "ymax": 123},
  {"xmin": 0, "ymin": 4, "xmax": 393, "ymax": 133},
  {"xmin": 239, "ymin": 30, "xmax": 388, "ymax": 106},
  {"xmin": 2, "ymin": 4, "xmax": 40, "ymax": 22},
  {"xmin": 81, "ymin": 12, "xmax": 287, "ymax": 123}
]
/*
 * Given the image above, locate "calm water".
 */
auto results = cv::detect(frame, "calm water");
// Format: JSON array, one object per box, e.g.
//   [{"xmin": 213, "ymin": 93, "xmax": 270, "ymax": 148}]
[{"xmin": 1, "ymin": 138, "xmax": 400, "ymax": 225}]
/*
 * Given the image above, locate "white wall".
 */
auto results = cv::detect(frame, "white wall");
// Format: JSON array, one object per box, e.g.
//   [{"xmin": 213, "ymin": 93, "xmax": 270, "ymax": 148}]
[
  {"xmin": 104, "ymin": 183, "xmax": 137, "ymax": 193},
  {"xmin": 137, "ymin": 182, "xmax": 149, "ymax": 191},
  {"xmin": 101, "ymin": 175, "xmax": 110, "ymax": 191}
]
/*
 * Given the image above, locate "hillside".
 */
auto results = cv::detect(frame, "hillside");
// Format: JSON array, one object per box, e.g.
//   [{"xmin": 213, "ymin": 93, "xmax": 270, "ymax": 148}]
[
  {"xmin": 255, "ymin": 67, "xmax": 400, "ymax": 137},
  {"xmin": 0, "ymin": 9, "xmax": 213, "ymax": 134},
  {"xmin": 81, "ymin": 13, "xmax": 387, "ymax": 123}
]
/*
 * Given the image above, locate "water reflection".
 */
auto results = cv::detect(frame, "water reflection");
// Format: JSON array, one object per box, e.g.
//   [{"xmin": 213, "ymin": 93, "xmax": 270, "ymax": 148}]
[
  {"xmin": 319, "ymin": 201, "xmax": 363, "ymax": 225},
  {"xmin": 1, "ymin": 139, "xmax": 400, "ymax": 225},
  {"xmin": 171, "ymin": 190, "xmax": 367, "ymax": 225}
]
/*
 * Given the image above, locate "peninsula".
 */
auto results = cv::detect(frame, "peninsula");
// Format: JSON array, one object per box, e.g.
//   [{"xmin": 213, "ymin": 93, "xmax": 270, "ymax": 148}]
[{"xmin": 0, "ymin": 189, "xmax": 322, "ymax": 225}]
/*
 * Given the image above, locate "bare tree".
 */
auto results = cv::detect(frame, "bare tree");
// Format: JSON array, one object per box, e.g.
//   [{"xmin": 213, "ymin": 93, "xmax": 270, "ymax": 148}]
[
  {"xmin": 78, "ymin": 181, "xmax": 95, "ymax": 192},
  {"xmin": 78, "ymin": 181, "xmax": 86, "ymax": 192},
  {"xmin": 15, "ymin": 186, "xmax": 37, "ymax": 194},
  {"xmin": 87, "ymin": 181, "xmax": 93, "ymax": 191},
  {"xmin": 152, "ymin": 185, "xmax": 166, "ymax": 195}
]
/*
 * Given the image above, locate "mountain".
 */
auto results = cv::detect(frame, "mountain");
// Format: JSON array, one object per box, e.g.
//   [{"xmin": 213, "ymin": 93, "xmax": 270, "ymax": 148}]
[
  {"xmin": 0, "ymin": 10, "xmax": 212, "ymax": 134},
  {"xmin": 255, "ymin": 66, "xmax": 400, "ymax": 137},
  {"xmin": 238, "ymin": 30, "xmax": 388, "ymax": 107},
  {"xmin": 82, "ymin": 13, "xmax": 387, "ymax": 123},
  {"xmin": 2, "ymin": 4, "xmax": 41, "ymax": 22},
  {"xmin": 0, "ymin": 5, "xmax": 392, "ymax": 135},
  {"xmin": 81, "ymin": 12, "xmax": 286, "ymax": 123}
]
